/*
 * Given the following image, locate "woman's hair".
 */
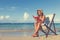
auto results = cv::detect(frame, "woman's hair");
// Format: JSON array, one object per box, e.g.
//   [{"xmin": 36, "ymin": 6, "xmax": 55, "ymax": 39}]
[{"xmin": 37, "ymin": 9, "xmax": 43, "ymax": 16}]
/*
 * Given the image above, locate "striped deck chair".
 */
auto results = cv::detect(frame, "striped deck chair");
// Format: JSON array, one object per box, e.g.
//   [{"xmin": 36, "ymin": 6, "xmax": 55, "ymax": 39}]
[{"xmin": 41, "ymin": 14, "xmax": 57, "ymax": 37}]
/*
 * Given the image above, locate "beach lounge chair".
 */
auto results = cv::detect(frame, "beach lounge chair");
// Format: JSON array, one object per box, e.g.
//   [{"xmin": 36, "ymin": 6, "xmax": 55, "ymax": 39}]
[{"xmin": 41, "ymin": 14, "xmax": 57, "ymax": 37}]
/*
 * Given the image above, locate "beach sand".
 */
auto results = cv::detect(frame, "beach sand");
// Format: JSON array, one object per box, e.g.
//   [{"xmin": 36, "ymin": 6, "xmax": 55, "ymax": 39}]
[
  {"xmin": 0, "ymin": 35, "xmax": 60, "ymax": 40},
  {"xmin": 0, "ymin": 30, "xmax": 60, "ymax": 40}
]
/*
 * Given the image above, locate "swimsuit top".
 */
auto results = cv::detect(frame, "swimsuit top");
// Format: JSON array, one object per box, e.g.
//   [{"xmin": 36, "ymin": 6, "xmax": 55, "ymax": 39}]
[{"xmin": 33, "ymin": 16, "xmax": 41, "ymax": 22}]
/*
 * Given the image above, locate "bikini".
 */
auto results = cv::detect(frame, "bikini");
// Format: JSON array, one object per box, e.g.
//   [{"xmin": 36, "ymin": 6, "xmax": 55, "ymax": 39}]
[{"xmin": 33, "ymin": 16, "xmax": 41, "ymax": 23}]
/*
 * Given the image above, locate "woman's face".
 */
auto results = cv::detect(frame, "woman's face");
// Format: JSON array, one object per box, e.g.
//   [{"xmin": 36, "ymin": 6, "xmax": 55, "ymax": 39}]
[{"xmin": 37, "ymin": 10, "xmax": 43, "ymax": 16}]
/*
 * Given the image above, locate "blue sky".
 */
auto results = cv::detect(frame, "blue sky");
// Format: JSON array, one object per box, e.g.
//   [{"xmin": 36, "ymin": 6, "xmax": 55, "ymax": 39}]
[{"xmin": 0, "ymin": 0, "xmax": 60, "ymax": 23}]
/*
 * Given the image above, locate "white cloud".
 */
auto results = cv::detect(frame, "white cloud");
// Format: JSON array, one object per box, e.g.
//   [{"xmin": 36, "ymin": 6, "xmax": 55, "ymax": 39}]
[
  {"xmin": 23, "ymin": 12, "xmax": 29, "ymax": 21},
  {"xmin": 0, "ymin": 16, "xmax": 4, "ymax": 20},
  {"xmin": 0, "ymin": 16, "xmax": 10, "ymax": 20},
  {"xmin": 5, "ymin": 16, "xmax": 10, "ymax": 19}
]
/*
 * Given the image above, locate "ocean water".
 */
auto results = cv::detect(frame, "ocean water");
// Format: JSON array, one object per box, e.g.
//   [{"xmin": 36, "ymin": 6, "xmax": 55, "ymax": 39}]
[{"xmin": 0, "ymin": 23, "xmax": 60, "ymax": 36}]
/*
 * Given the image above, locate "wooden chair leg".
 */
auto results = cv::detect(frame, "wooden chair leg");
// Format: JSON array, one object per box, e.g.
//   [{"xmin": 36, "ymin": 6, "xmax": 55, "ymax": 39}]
[
  {"xmin": 53, "ymin": 22, "xmax": 57, "ymax": 35},
  {"xmin": 46, "ymin": 25, "xmax": 57, "ymax": 35}
]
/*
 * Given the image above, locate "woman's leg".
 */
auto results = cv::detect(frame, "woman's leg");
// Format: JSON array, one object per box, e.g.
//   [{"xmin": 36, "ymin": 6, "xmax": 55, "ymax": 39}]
[
  {"xmin": 34, "ymin": 23, "xmax": 41, "ymax": 34},
  {"xmin": 34, "ymin": 23, "xmax": 37, "ymax": 32},
  {"xmin": 34, "ymin": 23, "xmax": 38, "ymax": 35},
  {"xmin": 32, "ymin": 23, "xmax": 41, "ymax": 37}
]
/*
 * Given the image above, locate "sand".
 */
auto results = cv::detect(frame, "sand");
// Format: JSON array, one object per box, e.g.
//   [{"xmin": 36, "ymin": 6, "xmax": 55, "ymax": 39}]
[
  {"xmin": 0, "ymin": 35, "xmax": 60, "ymax": 40},
  {"xmin": 0, "ymin": 30, "xmax": 60, "ymax": 40}
]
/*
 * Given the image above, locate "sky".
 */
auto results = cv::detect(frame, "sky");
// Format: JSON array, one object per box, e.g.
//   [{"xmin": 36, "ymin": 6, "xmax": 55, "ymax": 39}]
[{"xmin": 0, "ymin": 0, "xmax": 60, "ymax": 23}]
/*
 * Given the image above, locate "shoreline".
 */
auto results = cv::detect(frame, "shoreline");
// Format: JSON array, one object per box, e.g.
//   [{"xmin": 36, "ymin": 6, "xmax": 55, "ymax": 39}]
[{"xmin": 0, "ymin": 30, "xmax": 34, "ymax": 32}]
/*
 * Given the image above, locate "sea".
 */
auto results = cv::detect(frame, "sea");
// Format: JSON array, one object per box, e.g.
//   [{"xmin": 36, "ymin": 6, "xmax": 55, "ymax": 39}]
[{"xmin": 0, "ymin": 23, "xmax": 60, "ymax": 37}]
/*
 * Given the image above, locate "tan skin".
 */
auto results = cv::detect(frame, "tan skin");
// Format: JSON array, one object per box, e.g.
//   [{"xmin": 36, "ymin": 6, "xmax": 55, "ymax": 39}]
[{"xmin": 32, "ymin": 10, "xmax": 45, "ymax": 37}]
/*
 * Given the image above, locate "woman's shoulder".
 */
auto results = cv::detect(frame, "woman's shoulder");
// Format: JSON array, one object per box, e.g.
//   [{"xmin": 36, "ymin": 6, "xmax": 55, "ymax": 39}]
[{"xmin": 42, "ymin": 15, "xmax": 46, "ymax": 19}]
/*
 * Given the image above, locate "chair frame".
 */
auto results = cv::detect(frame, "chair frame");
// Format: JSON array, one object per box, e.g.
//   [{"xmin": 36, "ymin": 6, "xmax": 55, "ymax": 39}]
[{"xmin": 41, "ymin": 14, "xmax": 57, "ymax": 37}]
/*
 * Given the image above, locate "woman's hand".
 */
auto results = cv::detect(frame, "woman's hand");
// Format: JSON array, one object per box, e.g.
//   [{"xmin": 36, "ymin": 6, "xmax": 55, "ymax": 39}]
[{"xmin": 33, "ymin": 16, "xmax": 37, "ymax": 22}]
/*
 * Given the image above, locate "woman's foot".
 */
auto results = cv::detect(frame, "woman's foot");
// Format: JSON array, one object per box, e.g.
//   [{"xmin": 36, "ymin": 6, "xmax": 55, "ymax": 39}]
[{"xmin": 32, "ymin": 33, "xmax": 39, "ymax": 37}]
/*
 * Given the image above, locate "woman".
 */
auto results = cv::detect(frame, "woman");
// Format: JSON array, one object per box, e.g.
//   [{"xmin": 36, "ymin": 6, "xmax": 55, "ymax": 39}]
[{"xmin": 32, "ymin": 9, "xmax": 45, "ymax": 37}]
